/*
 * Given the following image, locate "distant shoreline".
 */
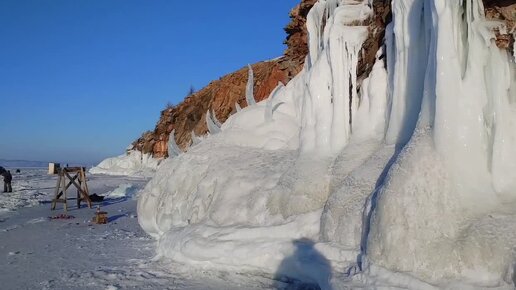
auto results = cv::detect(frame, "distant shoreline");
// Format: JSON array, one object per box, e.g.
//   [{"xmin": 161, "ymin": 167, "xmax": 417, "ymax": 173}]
[{"xmin": 4, "ymin": 166, "xmax": 47, "ymax": 169}]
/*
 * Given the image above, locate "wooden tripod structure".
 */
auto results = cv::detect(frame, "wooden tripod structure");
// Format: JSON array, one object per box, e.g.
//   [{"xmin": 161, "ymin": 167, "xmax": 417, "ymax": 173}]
[{"xmin": 51, "ymin": 167, "xmax": 92, "ymax": 212}]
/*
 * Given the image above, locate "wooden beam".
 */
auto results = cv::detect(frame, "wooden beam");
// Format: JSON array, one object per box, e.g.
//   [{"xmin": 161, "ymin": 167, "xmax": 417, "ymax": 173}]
[
  {"xmin": 62, "ymin": 172, "xmax": 67, "ymax": 213},
  {"xmin": 80, "ymin": 168, "xmax": 92, "ymax": 208},
  {"xmin": 64, "ymin": 170, "xmax": 92, "ymax": 208},
  {"xmin": 56, "ymin": 174, "xmax": 79, "ymax": 199}
]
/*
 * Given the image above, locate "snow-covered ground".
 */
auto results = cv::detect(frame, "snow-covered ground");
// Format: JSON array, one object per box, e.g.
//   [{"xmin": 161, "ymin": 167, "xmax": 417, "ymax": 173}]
[
  {"xmin": 10, "ymin": 0, "xmax": 516, "ymax": 289},
  {"xmin": 0, "ymin": 168, "xmax": 337, "ymax": 289}
]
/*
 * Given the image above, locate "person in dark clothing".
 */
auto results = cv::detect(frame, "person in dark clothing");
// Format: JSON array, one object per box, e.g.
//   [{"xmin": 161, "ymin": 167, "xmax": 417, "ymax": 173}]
[
  {"xmin": 0, "ymin": 167, "xmax": 12, "ymax": 193},
  {"xmin": 4, "ymin": 171, "xmax": 12, "ymax": 192}
]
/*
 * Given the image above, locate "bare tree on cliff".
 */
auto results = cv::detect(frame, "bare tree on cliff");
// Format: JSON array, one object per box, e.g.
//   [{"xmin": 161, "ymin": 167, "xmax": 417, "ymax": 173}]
[{"xmin": 187, "ymin": 85, "xmax": 195, "ymax": 96}]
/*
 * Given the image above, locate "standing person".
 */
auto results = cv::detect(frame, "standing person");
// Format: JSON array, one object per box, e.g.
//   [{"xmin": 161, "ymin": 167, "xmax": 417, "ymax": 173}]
[{"xmin": 1, "ymin": 168, "xmax": 12, "ymax": 193}]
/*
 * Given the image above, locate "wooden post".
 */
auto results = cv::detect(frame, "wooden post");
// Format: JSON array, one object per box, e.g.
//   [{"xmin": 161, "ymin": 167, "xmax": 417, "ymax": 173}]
[
  {"xmin": 77, "ymin": 177, "xmax": 82, "ymax": 209},
  {"xmin": 51, "ymin": 173, "xmax": 62, "ymax": 210},
  {"xmin": 81, "ymin": 168, "xmax": 91, "ymax": 205},
  {"xmin": 62, "ymin": 171, "xmax": 67, "ymax": 213}
]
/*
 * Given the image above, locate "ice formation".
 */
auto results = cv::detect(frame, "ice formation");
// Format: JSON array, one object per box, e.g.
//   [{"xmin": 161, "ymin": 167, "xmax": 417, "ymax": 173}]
[
  {"xmin": 367, "ymin": 0, "xmax": 516, "ymax": 287},
  {"xmin": 105, "ymin": 183, "xmax": 139, "ymax": 199},
  {"xmin": 167, "ymin": 130, "xmax": 184, "ymax": 157},
  {"xmin": 90, "ymin": 150, "xmax": 160, "ymax": 177},
  {"xmin": 210, "ymin": 109, "xmax": 223, "ymax": 128},
  {"xmin": 245, "ymin": 64, "xmax": 256, "ymax": 106},
  {"xmin": 264, "ymin": 82, "xmax": 285, "ymax": 122},
  {"xmin": 205, "ymin": 110, "xmax": 222, "ymax": 134},
  {"xmin": 137, "ymin": 0, "xmax": 516, "ymax": 289}
]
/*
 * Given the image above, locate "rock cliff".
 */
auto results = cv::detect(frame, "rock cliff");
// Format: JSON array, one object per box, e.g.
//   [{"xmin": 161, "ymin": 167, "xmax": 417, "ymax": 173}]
[
  {"xmin": 133, "ymin": 0, "xmax": 514, "ymax": 158},
  {"xmin": 132, "ymin": 0, "xmax": 317, "ymax": 157}
]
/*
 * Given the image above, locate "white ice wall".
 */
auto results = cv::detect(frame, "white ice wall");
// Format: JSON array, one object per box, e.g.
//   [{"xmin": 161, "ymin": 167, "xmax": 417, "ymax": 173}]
[
  {"xmin": 367, "ymin": 0, "xmax": 516, "ymax": 287},
  {"xmin": 384, "ymin": 0, "xmax": 429, "ymax": 146},
  {"xmin": 137, "ymin": 0, "xmax": 516, "ymax": 288},
  {"xmin": 301, "ymin": 2, "xmax": 372, "ymax": 156}
]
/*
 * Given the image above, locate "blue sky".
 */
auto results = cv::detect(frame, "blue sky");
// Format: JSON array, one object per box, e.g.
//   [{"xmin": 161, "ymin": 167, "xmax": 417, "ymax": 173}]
[{"xmin": 0, "ymin": 0, "xmax": 299, "ymax": 165}]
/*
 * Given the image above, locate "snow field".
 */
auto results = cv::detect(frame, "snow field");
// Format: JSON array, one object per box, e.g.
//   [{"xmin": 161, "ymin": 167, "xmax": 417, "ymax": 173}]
[{"xmin": 1, "ymin": 170, "xmax": 307, "ymax": 289}]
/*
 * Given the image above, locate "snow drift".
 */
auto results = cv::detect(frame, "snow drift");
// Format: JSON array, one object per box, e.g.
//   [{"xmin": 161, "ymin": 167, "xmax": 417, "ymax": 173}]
[
  {"xmin": 137, "ymin": 0, "xmax": 516, "ymax": 289},
  {"xmin": 90, "ymin": 150, "xmax": 160, "ymax": 177}
]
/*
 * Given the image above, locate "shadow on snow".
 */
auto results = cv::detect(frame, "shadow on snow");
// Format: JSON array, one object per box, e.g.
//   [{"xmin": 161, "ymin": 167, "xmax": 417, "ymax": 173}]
[{"xmin": 274, "ymin": 238, "xmax": 333, "ymax": 290}]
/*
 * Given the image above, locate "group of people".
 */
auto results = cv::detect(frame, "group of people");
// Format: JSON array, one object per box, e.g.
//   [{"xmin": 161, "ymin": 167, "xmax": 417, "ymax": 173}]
[{"xmin": 0, "ymin": 166, "xmax": 12, "ymax": 192}]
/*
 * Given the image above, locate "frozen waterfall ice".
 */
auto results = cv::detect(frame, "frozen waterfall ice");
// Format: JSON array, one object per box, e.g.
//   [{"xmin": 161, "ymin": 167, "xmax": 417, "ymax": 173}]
[
  {"xmin": 136, "ymin": 0, "xmax": 516, "ymax": 289},
  {"xmin": 367, "ymin": 0, "xmax": 516, "ymax": 287}
]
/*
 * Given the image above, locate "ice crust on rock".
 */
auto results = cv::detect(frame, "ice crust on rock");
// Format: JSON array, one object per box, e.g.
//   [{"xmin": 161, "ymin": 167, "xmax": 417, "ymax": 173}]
[
  {"xmin": 137, "ymin": 0, "xmax": 516, "ymax": 289},
  {"xmin": 235, "ymin": 102, "xmax": 242, "ymax": 112},
  {"xmin": 245, "ymin": 64, "xmax": 256, "ymax": 107},
  {"xmin": 264, "ymin": 82, "xmax": 285, "ymax": 122}
]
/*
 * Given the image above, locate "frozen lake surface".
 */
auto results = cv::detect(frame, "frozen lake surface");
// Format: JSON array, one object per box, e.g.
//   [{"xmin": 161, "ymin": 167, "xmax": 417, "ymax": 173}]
[{"xmin": 0, "ymin": 169, "xmax": 306, "ymax": 290}]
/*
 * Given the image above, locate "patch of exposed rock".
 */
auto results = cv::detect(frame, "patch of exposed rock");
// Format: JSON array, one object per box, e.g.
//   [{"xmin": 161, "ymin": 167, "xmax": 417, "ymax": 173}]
[
  {"xmin": 281, "ymin": 0, "xmax": 318, "ymax": 77},
  {"xmin": 358, "ymin": 0, "xmax": 391, "ymax": 84},
  {"xmin": 484, "ymin": 1, "xmax": 515, "ymax": 51}
]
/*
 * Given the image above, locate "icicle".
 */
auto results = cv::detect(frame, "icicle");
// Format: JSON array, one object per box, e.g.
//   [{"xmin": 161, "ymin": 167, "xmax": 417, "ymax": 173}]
[
  {"xmin": 264, "ymin": 82, "xmax": 285, "ymax": 122},
  {"xmin": 211, "ymin": 109, "xmax": 223, "ymax": 127},
  {"xmin": 235, "ymin": 102, "xmax": 242, "ymax": 112},
  {"xmin": 325, "ymin": 0, "xmax": 339, "ymax": 20},
  {"xmin": 300, "ymin": 0, "xmax": 372, "ymax": 155},
  {"xmin": 167, "ymin": 130, "xmax": 183, "ymax": 157},
  {"xmin": 206, "ymin": 110, "xmax": 221, "ymax": 134},
  {"xmin": 306, "ymin": 2, "xmax": 326, "ymax": 66},
  {"xmin": 384, "ymin": 0, "xmax": 428, "ymax": 146},
  {"xmin": 245, "ymin": 64, "xmax": 256, "ymax": 106}
]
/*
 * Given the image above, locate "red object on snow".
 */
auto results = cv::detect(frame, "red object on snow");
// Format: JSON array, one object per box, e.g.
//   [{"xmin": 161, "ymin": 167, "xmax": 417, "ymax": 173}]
[{"xmin": 48, "ymin": 214, "xmax": 75, "ymax": 220}]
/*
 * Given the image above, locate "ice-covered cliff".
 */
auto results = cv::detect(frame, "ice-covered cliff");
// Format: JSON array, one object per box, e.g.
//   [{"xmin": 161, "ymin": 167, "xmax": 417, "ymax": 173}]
[
  {"xmin": 130, "ymin": 0, "xmax": 319, "ymax": 158},
  {"xmin": 137, "ymin": 0, "xmax": 516, "ymax": 289}
]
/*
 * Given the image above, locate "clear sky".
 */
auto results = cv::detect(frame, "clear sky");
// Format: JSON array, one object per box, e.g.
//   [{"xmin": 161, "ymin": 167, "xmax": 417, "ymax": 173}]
[{"xmin": 0, "ymin": 0, "xmax": 299, "ymax": 165}]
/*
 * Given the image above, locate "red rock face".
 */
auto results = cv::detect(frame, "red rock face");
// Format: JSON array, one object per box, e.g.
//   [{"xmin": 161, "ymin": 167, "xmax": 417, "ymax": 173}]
[
  {"xmin": 132, "ymin": 0, "xmax": 317, "ymax": 158},
  {"xmin": 133, "ymin": 0, "xmax": 514, "ymax": 159},
  {"xmin": 131, "ymin": 58, "xmax": 302, "ymax": 158}
]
